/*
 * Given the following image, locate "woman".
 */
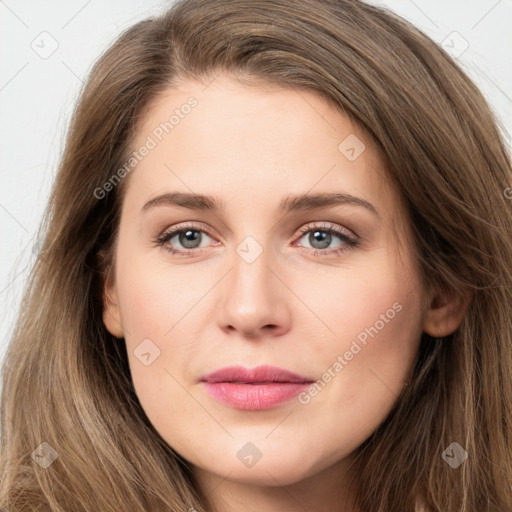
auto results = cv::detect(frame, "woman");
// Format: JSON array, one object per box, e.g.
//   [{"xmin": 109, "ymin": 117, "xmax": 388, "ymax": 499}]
[{"xmin": 1, "ymin": 0, "xmax": 511, "ymax": 510}]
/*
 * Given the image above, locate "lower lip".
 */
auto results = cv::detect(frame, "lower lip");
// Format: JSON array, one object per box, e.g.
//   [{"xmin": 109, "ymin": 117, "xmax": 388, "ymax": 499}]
[{"xmin": 202, "ymin": 382, "xmax": 311, "ymax": 410}]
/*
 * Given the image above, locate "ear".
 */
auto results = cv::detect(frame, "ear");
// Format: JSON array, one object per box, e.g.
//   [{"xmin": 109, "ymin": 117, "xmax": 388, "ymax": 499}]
[
  {"xmin": 423, "ymin": 286, "xmax": 472, "ymax": 337},
  {"xmin": 99, "ymin": 252, "xmax": 124, "ymax": 339}
]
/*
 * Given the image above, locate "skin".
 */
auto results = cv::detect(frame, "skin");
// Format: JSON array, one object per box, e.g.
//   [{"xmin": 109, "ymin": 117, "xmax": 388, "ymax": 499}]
[{"xmin": 102, "ymin": 74, "xmax": 468, "ymax": 512}]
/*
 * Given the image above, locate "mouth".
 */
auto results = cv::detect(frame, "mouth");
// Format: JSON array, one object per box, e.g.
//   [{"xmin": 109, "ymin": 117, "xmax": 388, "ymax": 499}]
[{"xmin": 200, "ymin": 365, "xmax": 314, "ymax": 410}]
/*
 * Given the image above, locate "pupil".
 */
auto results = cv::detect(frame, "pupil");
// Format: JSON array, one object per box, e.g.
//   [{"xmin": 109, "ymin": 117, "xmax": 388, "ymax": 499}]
[
  {"xmin": 180, "ymin": 230, "xmax": 200, "ymax": 248},
  {"xmin": 310, "ymin": 230, "xmax": 331, "ymax": 249}
]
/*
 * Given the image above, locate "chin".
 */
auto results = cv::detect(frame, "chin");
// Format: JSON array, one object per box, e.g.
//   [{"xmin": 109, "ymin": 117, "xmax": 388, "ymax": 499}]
[
  {"xmin": 206, "ymin": 461, "xmax": 311, "ymax": 487},
  {"xmin": 191, "ymin": 443, "xmax": 319, "ymax": 487}
]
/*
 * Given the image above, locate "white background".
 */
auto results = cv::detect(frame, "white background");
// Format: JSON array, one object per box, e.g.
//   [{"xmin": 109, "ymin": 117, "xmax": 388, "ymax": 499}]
[{"xmin": 1, "ymin": 0, "xmax": 511, "ymax": 364}]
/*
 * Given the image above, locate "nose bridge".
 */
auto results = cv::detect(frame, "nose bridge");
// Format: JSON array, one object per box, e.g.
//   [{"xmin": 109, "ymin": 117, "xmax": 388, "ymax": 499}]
[
  {"xmin": 217, "ymin": 232, "xmax": 290, "ymax": 335},
  {"xmin": 230, "ymin": 233, "xmax": 275, "ymax": 307}
]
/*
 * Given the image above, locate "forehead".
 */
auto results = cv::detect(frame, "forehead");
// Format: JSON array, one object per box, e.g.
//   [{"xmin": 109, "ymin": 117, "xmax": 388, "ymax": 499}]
[{"xmin": 122, "ymin": 76, "xmax": 400, "ymax": 221}]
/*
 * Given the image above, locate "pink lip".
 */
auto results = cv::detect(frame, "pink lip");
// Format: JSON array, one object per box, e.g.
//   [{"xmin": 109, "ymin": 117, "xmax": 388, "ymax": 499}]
[{"xmin": 200, "ymin": 365, "xmax": 313, "ymax": 410}]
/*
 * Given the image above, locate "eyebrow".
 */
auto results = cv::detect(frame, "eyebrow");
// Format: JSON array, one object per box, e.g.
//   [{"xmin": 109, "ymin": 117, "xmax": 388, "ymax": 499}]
[{"xmin": 141, "ymin": 191, "xmax": 379, "ymax": 216}]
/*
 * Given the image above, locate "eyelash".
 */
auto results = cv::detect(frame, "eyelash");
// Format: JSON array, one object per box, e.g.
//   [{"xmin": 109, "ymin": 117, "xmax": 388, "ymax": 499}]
[
  {"xmin": 154, "ymin": 221, "xmax": 360, "ymax": 257},
  {"xmin": 153, "ymin": 222, "xmax": 360, "ymax": 257}
]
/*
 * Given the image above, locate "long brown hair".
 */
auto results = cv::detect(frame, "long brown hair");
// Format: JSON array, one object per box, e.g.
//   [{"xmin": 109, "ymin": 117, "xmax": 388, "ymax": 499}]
[{"xmin": 1, "ymin": 0, "xmax": 511, "ymax": 510}]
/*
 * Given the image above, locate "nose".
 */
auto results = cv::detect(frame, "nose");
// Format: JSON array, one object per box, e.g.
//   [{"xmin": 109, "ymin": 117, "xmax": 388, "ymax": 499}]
[{"xmin": 217, "ymin": 243, "xmax": 292, "ymax": 339}]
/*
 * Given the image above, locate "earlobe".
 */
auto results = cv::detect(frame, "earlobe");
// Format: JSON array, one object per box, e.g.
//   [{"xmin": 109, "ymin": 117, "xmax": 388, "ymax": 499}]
[{"xmin": 423, "ymin": 287, "xmax": 472, "ymax": 337}]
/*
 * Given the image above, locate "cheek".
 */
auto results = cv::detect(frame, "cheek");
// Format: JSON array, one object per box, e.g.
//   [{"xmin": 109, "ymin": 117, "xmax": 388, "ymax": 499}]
[
  {"xmin": 294, "ymin": 252, "xmax": 423, "ymax": 424},
  {"xmin": 116, "ymin": 250, "xmax": 205, "ymax": 339},
  {"xmin": 301, "ymin": 282, "xmax": 423, "ymax": 448},
  {"xmin": 113, "ymin": 252, "xmax": 191, "ymax": 406},
  {"xmin": 296, "ymin": 248, "xmax": 421, "ymax": 359}
]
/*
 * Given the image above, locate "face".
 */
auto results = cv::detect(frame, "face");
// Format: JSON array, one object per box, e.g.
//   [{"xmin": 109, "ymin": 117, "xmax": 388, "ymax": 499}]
[{"xmin": 103, "ymin": 74, "xmax": 428, "ymax": 488}]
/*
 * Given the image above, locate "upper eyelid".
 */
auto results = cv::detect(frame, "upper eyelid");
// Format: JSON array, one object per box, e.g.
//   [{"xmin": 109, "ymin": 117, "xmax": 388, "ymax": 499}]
[
  {"xmin": 164, "ymin": 221, "xmax": 216, "ymax": 238},
  {"xmin": 296, "ymin": 221, "xmax": 356, "ymax": 238}
]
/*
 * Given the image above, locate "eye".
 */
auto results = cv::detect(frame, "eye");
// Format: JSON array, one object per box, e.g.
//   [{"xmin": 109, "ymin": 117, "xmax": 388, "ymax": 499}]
[
  {"xmin": 155, "ymin": 223, "xmax": 218, "ymax": 255},
  {"xmin": 154, "ymin": 221, "xmax": 360, "ymax": 257},
  {"xmin": 294, "ymin": 221, "xmax": 359, "ymax": 256}
]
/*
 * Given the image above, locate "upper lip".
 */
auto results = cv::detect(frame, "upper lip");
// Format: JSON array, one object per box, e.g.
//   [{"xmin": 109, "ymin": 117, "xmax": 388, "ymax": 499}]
[{"xmin": 201, "ymin": 365, "xmax": 313, "ymax": 384}]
